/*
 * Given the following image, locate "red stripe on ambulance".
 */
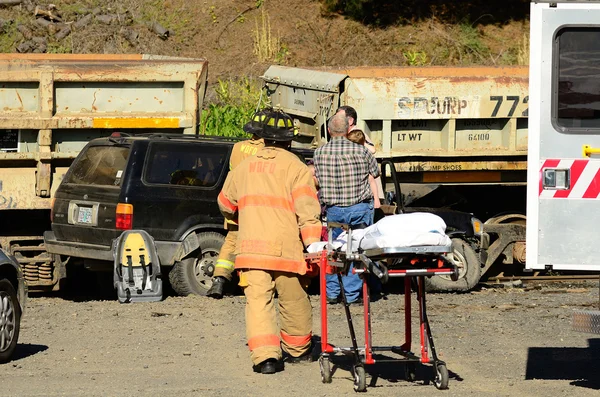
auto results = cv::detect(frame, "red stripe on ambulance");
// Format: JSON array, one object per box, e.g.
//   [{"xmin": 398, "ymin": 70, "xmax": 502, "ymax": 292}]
[
  {"xmin": 582, "ymin": 168, "xmax": 600, "ymax": 198},
  {"xmin": 554, "ymin": 159, "xmax": 587, "ymax": 198},
  {"xmin": 539, "ymin": 159, "xmax": 560, "ymax": 195},
  {"xmin": 539, "ymin": 159, "xmax": 600, "ymax": 199}
]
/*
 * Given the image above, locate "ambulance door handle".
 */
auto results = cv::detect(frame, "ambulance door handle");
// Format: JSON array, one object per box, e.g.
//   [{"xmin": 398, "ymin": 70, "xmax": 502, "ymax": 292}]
[{"xmin": 582, "ymin": 145, "xmax": 600, "ymax": 158}]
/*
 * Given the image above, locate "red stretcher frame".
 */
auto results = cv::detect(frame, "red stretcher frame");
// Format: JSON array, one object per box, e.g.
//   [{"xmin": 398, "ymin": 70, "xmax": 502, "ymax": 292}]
[{"xmin": 305, "ymin": 241, "xmax": 456, "ymax": 392}]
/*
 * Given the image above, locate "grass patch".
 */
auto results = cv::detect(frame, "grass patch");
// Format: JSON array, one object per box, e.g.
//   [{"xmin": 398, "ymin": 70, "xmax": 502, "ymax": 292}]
[
  {"xmin": 0, "ymin": 22, "xmax": 20, "ymax": 53},
  {"xmin": 252, "ymin": 8, "xmax": 288, "ymax": 63}
]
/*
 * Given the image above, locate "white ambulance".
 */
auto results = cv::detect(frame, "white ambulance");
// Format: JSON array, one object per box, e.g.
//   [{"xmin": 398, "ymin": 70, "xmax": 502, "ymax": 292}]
[{"xmin": 527, "ymin": 0, "xmax": 600, "ymax": 333}]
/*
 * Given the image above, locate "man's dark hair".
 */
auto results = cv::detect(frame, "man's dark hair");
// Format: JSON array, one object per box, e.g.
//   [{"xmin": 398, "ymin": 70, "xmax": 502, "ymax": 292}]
[{"xmin": 336, "ymin": 106, "xmax": 357, "ymax": 125}]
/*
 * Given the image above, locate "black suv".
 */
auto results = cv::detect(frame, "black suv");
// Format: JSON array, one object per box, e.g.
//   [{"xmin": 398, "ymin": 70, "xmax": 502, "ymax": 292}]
[
  {"xmin": 45, "ymin": 133, "xmax": 242, "ymax": 296},
  {"xmin": 45, "ymin": 133, "xmax": 313, "ymax": 296}
]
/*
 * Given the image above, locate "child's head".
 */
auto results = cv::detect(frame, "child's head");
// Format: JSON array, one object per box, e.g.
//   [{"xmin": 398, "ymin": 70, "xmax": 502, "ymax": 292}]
[{"xmin": 347, "ymin": 129, "xmax": 366, "ymax": 145}]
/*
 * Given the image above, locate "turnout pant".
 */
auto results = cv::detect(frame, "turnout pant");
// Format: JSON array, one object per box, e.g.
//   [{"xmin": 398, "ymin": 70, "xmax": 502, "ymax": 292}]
[
  {"xmin": 214, "ymin": 226, "xmax": 237, "ymax": 280},
  {"xmin": 242, "ymin": 269, "xmax": 312, "ymax": 365}
]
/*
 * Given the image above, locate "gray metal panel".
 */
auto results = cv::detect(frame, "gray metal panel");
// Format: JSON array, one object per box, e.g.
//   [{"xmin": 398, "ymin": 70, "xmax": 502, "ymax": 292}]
[
  {"xmin": 536, "ymin": 5, "xmax": 600, "ymax": 269},
  {"xmin": 54, "ymin": 82, "xmax": 184, "ymax": 114},
  {"xmin": 573, "ymin": 310, "xmax": 600, "ymax": 334},
  {"xmin": 538, "ymin": 200, "xmax": 600, "ymax": 266},
  {"xmin": 262, "ymin": 65, "xmax": 346, "ymax": 93},
  {"xmin": 0, "ymin": 82, "xmax": 38, "ymax": 112},
  {"xmin": 538, "ymin": 8, "xmax": 600, "ymax": 159}
]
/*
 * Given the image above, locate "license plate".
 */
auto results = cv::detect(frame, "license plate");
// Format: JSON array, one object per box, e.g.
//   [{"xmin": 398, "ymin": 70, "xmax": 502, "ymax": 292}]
[{"xmin": 77, "ymin": 206, "xmax": 93, "ymax": 224}]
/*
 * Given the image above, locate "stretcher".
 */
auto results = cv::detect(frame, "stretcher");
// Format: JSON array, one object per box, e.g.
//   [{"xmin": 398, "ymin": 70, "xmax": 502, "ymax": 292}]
[{"xmin": 305, "ymin": 221, "xmax": 458, "ymax": 392}]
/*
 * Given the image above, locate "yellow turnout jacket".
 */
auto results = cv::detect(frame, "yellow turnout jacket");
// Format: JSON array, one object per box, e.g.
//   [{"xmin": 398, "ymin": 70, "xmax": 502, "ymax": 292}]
[{"xmin": 218, "ymin": 146, "xmax": 322, "ymax": 274}]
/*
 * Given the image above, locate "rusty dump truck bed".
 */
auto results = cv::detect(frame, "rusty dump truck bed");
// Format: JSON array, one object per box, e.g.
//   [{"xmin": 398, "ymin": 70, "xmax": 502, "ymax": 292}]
[
  {"xmin": 0, "ymin": 54, "xmax": 208, "ymax": 290},
  {"xmin": 263, "ymin": 65, "xmax": 529, "ymax": 180},
  {"xmin": 0, "ymin": 53, "xmax": 207, "ymax": 209}
]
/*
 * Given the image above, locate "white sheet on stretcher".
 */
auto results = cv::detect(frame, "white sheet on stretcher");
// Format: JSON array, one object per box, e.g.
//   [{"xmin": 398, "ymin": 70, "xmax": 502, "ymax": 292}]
[{"xmin": 307, "ymin": 212, "xmax": 452, "ymax": 253}]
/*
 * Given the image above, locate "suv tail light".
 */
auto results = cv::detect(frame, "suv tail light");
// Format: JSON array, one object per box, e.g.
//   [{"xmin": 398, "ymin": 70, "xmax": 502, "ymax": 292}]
[{"xmin": 116, "ymin": 203, "xmax": 133, "ymax": 230}]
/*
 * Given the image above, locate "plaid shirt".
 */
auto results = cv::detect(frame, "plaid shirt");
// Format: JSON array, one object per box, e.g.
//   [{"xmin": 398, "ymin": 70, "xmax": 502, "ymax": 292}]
[{"xmin": 313, "ymin": 136, "xmax": 380, "ymax": 207}]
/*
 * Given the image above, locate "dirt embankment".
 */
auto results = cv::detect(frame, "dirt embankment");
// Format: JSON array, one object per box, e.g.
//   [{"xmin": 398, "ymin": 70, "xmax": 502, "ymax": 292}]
[{"xmin": 0, "ymin": 0, "xmax": 529, "ymax": 85}]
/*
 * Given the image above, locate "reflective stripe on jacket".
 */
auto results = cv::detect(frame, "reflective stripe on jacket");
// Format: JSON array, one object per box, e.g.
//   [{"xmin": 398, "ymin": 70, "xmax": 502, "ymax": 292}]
[{"xmin": 218, "ymin": 147, "xmax": 322, "ymax": 275}]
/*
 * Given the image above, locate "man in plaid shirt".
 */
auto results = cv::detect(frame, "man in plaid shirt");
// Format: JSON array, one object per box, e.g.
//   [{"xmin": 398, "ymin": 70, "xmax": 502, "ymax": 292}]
[{"xmin": 313, "ymin": 112, "xmax": 380, "ymax": 304}]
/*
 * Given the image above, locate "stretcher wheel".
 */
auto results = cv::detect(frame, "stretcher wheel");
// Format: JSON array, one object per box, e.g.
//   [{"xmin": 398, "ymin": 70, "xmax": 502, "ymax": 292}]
[
  {"xmin": 404, "ymin": 362, "xmax": 417, "ymax": 382},
  {"xmin": 433, "ymin": 363, "xmax": 449, "ymax": 390},
  {"xmin": 319, "ymin": 356, "xmax": 332, "ymax": 384},
  {"xmin": 353, "ymin": 365, "xmax": 367, "ymax": 392}
]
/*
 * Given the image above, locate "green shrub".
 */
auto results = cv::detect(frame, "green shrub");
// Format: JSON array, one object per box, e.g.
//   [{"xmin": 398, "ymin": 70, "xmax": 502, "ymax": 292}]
[{"xmin": 201, "ymin": 77, "xmax": 267, "ymax": 137}]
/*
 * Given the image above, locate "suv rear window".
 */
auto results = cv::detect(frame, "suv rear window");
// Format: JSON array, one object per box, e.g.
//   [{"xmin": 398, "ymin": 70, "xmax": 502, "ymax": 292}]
[
  {"xmin": 65, "ymin": 145, "xmax": 130, "ymax": 186},
  {"xmin": 144, "ymin": 142, "xmax": 228, "ymax": 188}
]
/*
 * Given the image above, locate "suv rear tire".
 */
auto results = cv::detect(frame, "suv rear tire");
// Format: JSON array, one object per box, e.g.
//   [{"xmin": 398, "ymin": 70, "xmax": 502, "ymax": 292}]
[
  {"xmin": 425, "ymin": 238, "xmax": 481, "ymax": 292},
  {"xmin": 169, "ymin": 232, "xmax": 225, "ymax": 296},
  {"xmin": 0, "ymin": 279, "xmax": 21, "ymax": 363}
]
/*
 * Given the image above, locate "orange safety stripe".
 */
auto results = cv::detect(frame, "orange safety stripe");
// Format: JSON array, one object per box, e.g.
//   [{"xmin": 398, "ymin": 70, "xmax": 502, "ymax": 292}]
[
  {"xmin": 280, "ymin": 330, "xmax": 312, "ymax": 347},
  {"xmin": 300, "ymin": 225, "xmax": 322, "ymax": 243},
  {"xmin": 247, "ymin": 334, "xmax": 280, "ymax": 351},
  {"xmin": 292, "ymin": 185, "xmax": 318, "ymax": 202},
  {"xmin": 218, "ymin": 191, "xmax": 237, "ymax": 213},
  {"xmin": 238, "ymin": 194, "xmax": 294, "ymax": 212},
  {"xmin": 235, "ymin": 255, "xmax": 307, "ymax": 275}
]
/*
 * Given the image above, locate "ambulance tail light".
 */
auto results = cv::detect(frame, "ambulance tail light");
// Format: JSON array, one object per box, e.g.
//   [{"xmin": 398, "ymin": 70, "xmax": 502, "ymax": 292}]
[{"xmin": 116, "ymin": 203, "xmax": 133, "ymax": 230}]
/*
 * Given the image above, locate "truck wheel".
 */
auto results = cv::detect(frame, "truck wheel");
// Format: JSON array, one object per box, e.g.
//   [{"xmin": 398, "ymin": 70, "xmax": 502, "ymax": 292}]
[
  {"xmin": 425, "ymin": 238, "xmax": 480, "ymax": 292},
  {"xmin": 169, "ymin": 232, "xmax": 224, "ymax": 296},
  {"xmin": 0, "ymin": 279, "xmax": 21, "ymax": 363}
]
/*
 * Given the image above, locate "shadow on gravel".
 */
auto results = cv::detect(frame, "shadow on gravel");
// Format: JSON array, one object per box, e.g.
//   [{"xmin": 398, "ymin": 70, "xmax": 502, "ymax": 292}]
[
  {"xmin": 312, "ymin": 335, "xmax": 463, "ymax": 389},
  {"xmin": 11, "ymin": 343, "xmax": 48, "ymax": 361},
  {"xmin": 526, "ymin": 338, "xmax": 600, "ymax": 390}
]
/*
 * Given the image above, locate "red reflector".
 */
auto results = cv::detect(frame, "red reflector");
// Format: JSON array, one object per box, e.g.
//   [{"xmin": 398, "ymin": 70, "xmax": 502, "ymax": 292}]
[
  {"xmin": 116, "ymin": 203, "xmax": 133, "ymax": 230},
  {"xmin": 110, "ymin": 132, "xmax": 122, "ymax": 138}
]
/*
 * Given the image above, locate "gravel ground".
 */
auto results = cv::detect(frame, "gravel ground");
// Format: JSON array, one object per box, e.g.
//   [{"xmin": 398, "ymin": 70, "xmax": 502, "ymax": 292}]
[{"xmin": 2, "ymin": 281, "xmax": 599, "ymax": 397}]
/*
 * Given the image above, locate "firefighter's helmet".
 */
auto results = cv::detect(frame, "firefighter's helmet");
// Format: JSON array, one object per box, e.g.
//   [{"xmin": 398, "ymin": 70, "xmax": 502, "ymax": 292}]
[
  {"xmin": 253, "ymin": 109, "xmax": 296, "ymax": 141},
  {"xmin": 243, "ymin": 108, "xmax": 272, "ymax": 135}
]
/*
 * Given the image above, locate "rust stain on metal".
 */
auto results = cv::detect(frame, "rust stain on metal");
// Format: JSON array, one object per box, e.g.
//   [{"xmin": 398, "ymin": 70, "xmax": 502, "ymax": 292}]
[
  {"xmin": 337, "ymin": 66, "xmax": 529, "ymax": 79},
  {"xmin": 15, "ymin": 90, "xmax": 23, "ymax": 110},
  {"xmin": 91, "ymin": 91, "xmax": 97, "ymax": 112}
]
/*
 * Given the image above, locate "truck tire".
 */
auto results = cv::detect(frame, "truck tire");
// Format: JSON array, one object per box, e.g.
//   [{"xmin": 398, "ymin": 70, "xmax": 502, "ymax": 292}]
[
  {"xmin": 425, "ymin": 238, "xmax": 481, "ymax": 292},
  {"xmin": 0, "ymin": 279, "xmax": 21, "ymax": 363},
  {"xmin": 169, "ymin": 232, "xmax": 224, "ymax": 296}
]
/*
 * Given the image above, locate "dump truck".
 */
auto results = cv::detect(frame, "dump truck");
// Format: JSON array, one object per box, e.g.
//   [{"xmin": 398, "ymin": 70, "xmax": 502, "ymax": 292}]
[
  {"xmin": 262, "ymin": 65, "xmax": 529, "ymax": 290},
  {"xmin": 0, "ymin": 54, "xmax": 207, "ymax": 292}
]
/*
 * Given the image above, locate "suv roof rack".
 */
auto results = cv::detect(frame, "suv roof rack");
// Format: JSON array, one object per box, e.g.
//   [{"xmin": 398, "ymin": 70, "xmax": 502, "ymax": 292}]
[{"xmin": 143, "ymin": 133, "xmax": 245, "ymax": 142}]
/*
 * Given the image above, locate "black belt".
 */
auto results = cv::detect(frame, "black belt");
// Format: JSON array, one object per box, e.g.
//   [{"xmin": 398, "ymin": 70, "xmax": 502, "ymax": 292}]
[{"xmin": 325, "ymin": 198, "xmax": 372, "ymax": 208}]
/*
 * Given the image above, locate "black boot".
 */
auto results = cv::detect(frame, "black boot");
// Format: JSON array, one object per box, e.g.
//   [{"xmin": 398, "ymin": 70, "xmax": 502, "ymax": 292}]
[
  {"xmin": 252, "ymin": 358, "xmax": 282, "ymax": 374},
  {"xmin": 284, "ymin": 343, "xmax": 314, "ymax": 364},
  {"xmin": 206, "ymin": 276, "xmax": 227, "ymax": 299}
]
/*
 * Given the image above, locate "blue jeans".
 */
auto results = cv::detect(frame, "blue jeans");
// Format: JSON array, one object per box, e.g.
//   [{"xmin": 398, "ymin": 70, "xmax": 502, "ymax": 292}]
[{"xmin": 325, "ymin": 201, "xmax": 374, "ymax": 303}]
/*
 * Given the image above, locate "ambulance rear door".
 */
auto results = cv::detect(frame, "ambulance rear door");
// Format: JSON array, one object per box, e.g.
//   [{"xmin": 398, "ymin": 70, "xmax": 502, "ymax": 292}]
[{"xmin": 527, "ymin": 0, "xmax": 600, "ymax": 271}]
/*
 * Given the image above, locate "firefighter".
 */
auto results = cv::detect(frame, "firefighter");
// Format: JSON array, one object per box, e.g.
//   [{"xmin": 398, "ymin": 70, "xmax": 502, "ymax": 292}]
[
  {"xmin": 217, "ymin": 109, "xmax": 322, "ymax": 374},
  {"xmin": 206, "ymin": 110, "xmax": 267, "ymax": 298}
]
